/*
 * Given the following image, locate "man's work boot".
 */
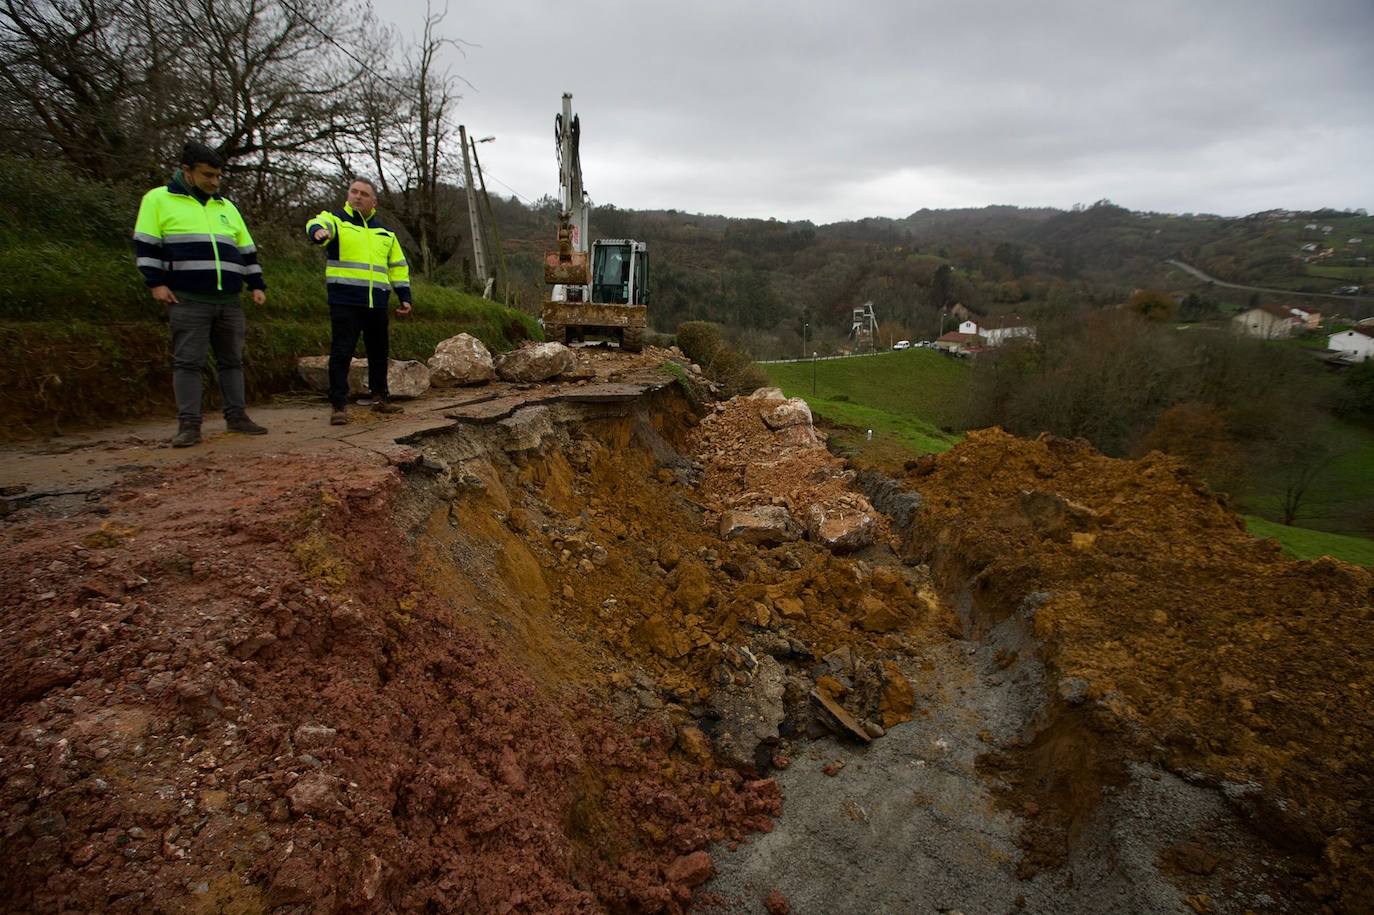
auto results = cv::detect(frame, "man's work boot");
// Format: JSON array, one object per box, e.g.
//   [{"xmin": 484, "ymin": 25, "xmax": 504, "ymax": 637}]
[
  {"xmin": 170, "ymin": 421, "xmax": 201, "ymax": 448},
  {"xmin": 226, "ymin": 414, "xmax": 268, "ymax": 435},
  {"xmin": 372, "ymin": 399, "xmax": 403, "ymax": 415},
  {"xmin": 330, "ymin": 408, "xmax": 349, "ymax": 426}
]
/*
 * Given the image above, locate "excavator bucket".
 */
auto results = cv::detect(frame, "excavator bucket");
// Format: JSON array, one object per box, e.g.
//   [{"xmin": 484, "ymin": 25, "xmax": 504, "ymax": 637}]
[{"xmin": 544, "ymin": 249, "xmax": 589, "ymax": 285}]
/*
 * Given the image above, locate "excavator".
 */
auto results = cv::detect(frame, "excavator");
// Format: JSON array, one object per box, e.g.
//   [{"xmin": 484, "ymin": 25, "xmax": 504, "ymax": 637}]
[{"xmin": 542, "ymin": 93, "xmax": 648, "ymax": 352}]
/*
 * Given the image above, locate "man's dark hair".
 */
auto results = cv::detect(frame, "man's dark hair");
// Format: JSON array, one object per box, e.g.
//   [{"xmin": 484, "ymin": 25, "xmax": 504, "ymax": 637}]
[
  {"xmin": 349, "ymin": 176, "xmax": 378, "ymax": 194},
  {"xmin": 180, "ymin": 141, "xmax": 224, "ymax": 170}
]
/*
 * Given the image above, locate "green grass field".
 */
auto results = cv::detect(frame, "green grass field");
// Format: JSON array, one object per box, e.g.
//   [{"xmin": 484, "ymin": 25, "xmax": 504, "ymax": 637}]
[
  {"xmin": 761, "ymin": 349, "xmax": 969, "ymax": 457},
  {"xmin": 1305, "ymin": 264, "xmax": 1370, "ymax": 281},
  {"xmin": 764, "ymin": 349, "xmax": 970, "ymax": 428},
  {"xmin": 1243, "ymin": 418, "xmax": 1374, "ymax": 535},
  {"xmin": 1244, "ymin": 515, "xmax": 1374, "ymax": 566}
]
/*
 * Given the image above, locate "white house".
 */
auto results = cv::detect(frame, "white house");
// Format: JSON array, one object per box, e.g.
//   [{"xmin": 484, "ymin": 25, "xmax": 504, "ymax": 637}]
[
  {"xmin": 957, "ymin": 314, "xmax": 1036, "ymax": 347},
  {"xmin": 1232, "ymin": 303, "xmax": 1299, "ymax": 339},
  {"xmin": 1329, "ymin": 327, "xmax": 1374, "ymax": 362}
]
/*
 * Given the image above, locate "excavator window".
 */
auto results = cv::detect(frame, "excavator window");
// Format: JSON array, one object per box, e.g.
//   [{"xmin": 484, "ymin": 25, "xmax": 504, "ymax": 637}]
[{"xmin": 592, "ymin": 243, "xmax": 630, "ymax": 304}]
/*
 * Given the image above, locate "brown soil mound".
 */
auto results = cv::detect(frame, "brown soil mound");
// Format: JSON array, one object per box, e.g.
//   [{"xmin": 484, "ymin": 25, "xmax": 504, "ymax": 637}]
[
  {"xmin": 425, "ymin": 390, "xmax": 955, "ymax": 707},
  {"xmin": 904, "ymin": 428, "xmax": 1374, "ymax": 911},
  {"xmin": 0, "ymin": 450, "xmax": 778, "ymax": 914}
]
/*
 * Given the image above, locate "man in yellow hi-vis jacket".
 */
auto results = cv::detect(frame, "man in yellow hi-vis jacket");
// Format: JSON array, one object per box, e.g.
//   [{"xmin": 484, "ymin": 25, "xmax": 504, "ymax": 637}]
[
  {"xmin": 305, "ymin": 178, "xmax": 413, "ymax": 425},
  {"xmin": 133, "ymin": 141, "xmax": 270, "ymax": 447}
]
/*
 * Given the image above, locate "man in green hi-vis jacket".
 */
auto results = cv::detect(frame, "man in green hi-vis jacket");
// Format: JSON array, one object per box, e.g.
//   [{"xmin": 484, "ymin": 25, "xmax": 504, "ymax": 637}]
[
  {"xmin": 305, "ymin": 177, "xmax": 413, "ymax": 426},
  {"xmin": 133, "ymin": 141, "xmax": 270, "ymax": 447}
]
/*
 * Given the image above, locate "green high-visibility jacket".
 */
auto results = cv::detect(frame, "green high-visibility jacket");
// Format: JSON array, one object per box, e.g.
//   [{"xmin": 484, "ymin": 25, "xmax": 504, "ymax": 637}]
[
  {"xmin": 133, "ymin": 178, "xmax": 265, "ymax": 296},
  {"xmin": 305, "ymin": 204, "xmax": 411, "ymax": 309}
]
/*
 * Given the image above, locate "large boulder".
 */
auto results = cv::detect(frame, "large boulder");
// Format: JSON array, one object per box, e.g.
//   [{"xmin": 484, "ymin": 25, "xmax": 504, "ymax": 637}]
[
  {"xmin": 748, "ymin": 387, "xmax": 785, "ymax": 401},
  {"xmin": 495, "ymin": 342, "xmax": 577, "ymax": 382},
  {"xmin": 296, "ymin": 355, "xmax": 331, "ymax": 392},
  {"xmin": 762, "ymin": 398, "xmax": 813, "ymax": 431},
  {"xmin": 805, "ymin": 496, "xmax": 878, "ymax": 553},
  {"xmin": 296, "ymin": 356, "xmax": 430, "ymax": 399},
  {"xmin": 720, "ymin": 505, "xmax": 802, "ymax": 545},
  {"xmin": 428, "ymin": 333, "xmax": 495, "ymax": 386},
  {"xmin": 349, "ymin": 359, "xmax": 430, "ymax": 399}
]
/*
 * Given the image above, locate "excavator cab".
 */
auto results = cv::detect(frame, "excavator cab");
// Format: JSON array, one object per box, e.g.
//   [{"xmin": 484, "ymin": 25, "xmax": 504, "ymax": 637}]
[{"xmin": 591, "ymin": 240, "xmax": 648, "ymax": 306}]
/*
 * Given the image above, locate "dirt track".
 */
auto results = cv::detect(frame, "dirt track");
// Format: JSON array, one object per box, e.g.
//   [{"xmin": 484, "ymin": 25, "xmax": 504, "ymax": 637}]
[{"xmin": 1, "ymin": 349, "xmax": 1370, "ymax": 913}]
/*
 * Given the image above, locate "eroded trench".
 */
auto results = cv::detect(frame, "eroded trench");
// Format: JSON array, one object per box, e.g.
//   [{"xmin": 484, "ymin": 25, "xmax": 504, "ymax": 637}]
[
  {"xmin": 382, "ymin": 383, "xmax": 1307, "ymax": 915},
  {"xmin": 0, "ymin": 373, "xmax": 1353, "ymax": 915}
]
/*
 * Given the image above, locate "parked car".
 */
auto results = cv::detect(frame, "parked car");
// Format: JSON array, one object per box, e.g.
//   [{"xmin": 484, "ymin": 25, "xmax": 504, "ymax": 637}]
[{"xmin": 893, "ymin": 340, "xmax": 911, "ymax": 350}]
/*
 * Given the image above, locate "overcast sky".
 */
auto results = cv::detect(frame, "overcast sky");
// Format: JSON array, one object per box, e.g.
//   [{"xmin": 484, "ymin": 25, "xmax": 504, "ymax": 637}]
[{"xmin": 391, "ymin": 0, "xmax": 1373, "ymax": 224}]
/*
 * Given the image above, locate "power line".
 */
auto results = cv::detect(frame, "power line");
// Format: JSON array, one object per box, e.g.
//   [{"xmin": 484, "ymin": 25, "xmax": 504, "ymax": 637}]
[{"xmin": 478, "ymin": 169, "xmax": 536, "ymax": 206}]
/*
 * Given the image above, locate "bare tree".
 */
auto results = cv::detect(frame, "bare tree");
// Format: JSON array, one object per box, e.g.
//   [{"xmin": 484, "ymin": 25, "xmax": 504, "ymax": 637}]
[
  {"xmin": 153, "ymin": 0, "xmax": 380, "ymax": 214},
  {"xmin": 1, "ymin": 0, "xmax": 383, "ymax": 214},
  {"xmin": 0, "ymin": 0, "xmax": 194, "ymax": 180},
  {"xmin": 341, "ymin": 3, "xmax": 468, "ymax": 277}
]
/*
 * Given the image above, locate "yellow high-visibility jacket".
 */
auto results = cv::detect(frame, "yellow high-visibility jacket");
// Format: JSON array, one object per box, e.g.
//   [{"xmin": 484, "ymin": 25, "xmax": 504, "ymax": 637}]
[
  {"xmin": 133, "ymin": 177, "xmax": 264, "ymax": 296},
  {"xmin": 305, "ymin": 204, "xmax": 411, "ymax": 309}
]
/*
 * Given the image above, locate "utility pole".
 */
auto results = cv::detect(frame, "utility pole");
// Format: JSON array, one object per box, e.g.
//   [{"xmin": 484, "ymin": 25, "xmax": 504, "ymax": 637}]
[
  {"xmin": 458, "ymin": 124, "xmax": 490, "ymax": 295},
  {"xmin": 802, "ymin": 322, "xmax": 808, "ymax": 361},
  {"xmin": 469, "ymin": 136, "xmax": 511, "ymax": 305}
]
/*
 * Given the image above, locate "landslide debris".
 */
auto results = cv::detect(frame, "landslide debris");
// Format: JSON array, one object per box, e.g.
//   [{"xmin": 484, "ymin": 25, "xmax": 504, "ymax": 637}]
[
  {"xmin": 903, "ymin": 428, "xmax": 1374, "ymax": 912},
  {"xmin": 420, "ymin": 384, "xmax": 955, "ymax": 775},
  {"xmin": 0, "ymin": 362, "xmax": 953, "ymax": 915}
]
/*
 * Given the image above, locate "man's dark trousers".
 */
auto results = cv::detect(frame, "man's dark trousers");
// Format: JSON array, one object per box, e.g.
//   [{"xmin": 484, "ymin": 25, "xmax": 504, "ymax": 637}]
[
  {"xmin": 328, "ymin": 304, "xmax": 389, "ymax": 409},
  {"xmin": 170, "ymin": 297, "xmax": 247, "ymax": 425}
]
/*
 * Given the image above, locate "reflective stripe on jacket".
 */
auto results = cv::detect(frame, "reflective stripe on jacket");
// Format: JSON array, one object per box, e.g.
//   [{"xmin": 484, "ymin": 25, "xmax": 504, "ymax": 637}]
[
  {"xmin": 132, "ymin": 181, "xmax": 264, "ymax": 294},
  {"xmin": 305, "ymin": 204, "xmax": 411, "ymax": 308}
]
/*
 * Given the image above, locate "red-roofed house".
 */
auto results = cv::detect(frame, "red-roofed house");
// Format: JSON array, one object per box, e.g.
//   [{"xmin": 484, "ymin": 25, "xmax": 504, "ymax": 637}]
[
  {"xmin": 956, "ymin": 314, "xmax": 1036, "ymax": 347},
  {"xmin": 935, "ymin": 331, "xmax": 985, "ymax": 354}
]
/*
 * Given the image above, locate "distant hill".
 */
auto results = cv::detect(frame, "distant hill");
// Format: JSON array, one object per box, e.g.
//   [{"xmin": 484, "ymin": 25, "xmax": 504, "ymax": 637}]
[{"xmin": 480, "ymin": 195, "xmax": 1374, "ymax": 358}]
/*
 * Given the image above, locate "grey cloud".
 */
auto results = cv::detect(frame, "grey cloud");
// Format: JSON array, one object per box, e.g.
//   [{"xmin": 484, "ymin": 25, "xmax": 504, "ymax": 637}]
[{"xmin": 395, "ymin": 0, "xmax": 1373, "ymax": 222}]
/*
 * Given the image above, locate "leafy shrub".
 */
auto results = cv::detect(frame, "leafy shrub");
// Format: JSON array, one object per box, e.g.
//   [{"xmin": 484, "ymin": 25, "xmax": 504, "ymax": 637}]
[
  {"xmin": 675, "ymin": 321, "xmax": 724, "ymax": 366},
  {"xmin": 709, "ymin": 348, "xmax": 770, "ymax": 397},
  {"xmin": 645, "ymin": 331, "xmax": 676, "ymax": 350}
]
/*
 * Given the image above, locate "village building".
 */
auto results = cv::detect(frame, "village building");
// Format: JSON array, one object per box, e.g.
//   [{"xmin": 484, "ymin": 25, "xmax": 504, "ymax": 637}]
[
  {"xmin": 955, "ymin": 314, "xmax": 1036, "ymax": 347},
  {"xmin": 933, "ymin": 331, "xmax": 984, "ymax": 354},
  {"xmin": 1328, "ymin": 326, "xmax": 1374, "ymax": 363},
  {"xmin": 1232, "ymin": 302, "xmax": 1301, "ymax": 339}
]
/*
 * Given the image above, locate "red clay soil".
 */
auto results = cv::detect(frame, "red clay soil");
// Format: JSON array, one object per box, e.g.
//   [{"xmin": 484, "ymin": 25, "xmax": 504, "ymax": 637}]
[
  {"xmin": 903, "ymin": 428, "xmax": 1374, "ymax": 912},
  {"xmin": 0, "ymin": 450, "xmax": 778, "ymax": 914}
]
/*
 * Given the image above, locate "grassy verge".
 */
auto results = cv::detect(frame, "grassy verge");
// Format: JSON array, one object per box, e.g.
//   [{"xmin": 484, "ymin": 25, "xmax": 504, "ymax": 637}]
[
  {"xmin": 1305, "ymin": 264, "xmax": 1370, "ymax": 281},
  {"xmin": 804, "ymin": 397, "xmax": 960, "ymax": 455},
  {"xmin": 0, "ymin": 156, "xmax": 540, "ymax": 439},
  {"xmin": 760, "ymin": 349, "xmax": 969, "ymax": 467},
  {"xmin": 2, "ymin": 308, "xmax": 538, "ymax": 438},
  {"xmin": 762, "ymin": 349, "xmax": 971, "ymax": 431},
  {"xmin": 1244, "ymin": 515, "xmax": 1374, "ymax": 566}
]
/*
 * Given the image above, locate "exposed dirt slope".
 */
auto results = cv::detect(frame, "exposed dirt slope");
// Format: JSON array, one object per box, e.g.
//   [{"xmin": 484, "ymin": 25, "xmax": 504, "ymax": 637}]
[
  {"xmin": 0, "ymin": 448, "xmax": 777, "ymax": 914},
  {"xmin": 903, "ymin": 428, "xmax": 1374, "ymax": 912}
]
